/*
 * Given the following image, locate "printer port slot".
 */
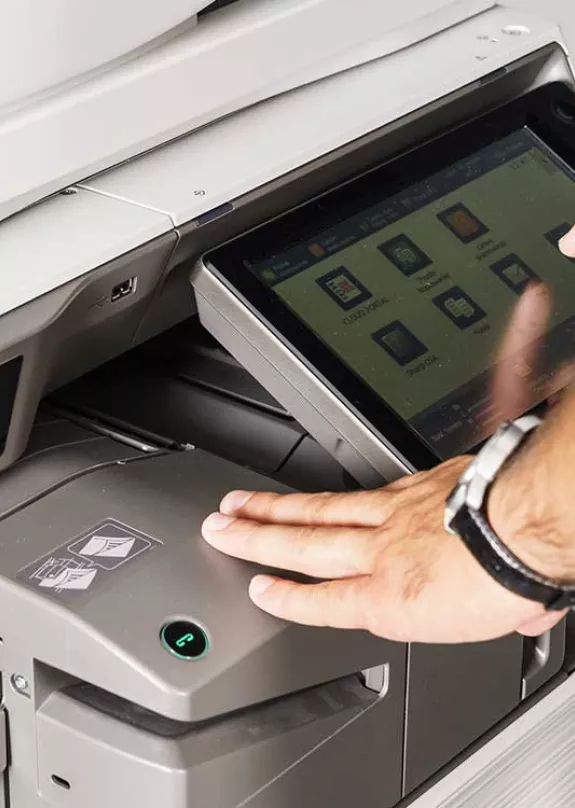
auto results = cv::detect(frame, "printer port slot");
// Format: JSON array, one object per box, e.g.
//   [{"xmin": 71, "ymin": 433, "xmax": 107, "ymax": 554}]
[
  {"xmin": 111, "ymin": 277, "xmax": 137, "ymax": 303},
  {"xmin": 51, "ymin": 775, "xmax": 71, "ymax": 791}
]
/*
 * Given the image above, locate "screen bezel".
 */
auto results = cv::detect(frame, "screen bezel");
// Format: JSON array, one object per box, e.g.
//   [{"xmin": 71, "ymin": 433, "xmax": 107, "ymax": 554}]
[{"xmin": 203, "ymin": 82, "xmax": 575, "ymax": 471}]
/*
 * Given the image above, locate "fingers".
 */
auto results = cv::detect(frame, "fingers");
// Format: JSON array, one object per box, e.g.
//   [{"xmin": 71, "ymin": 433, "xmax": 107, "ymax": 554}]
[
  {"xmin": 247, "ymin": 575, "xmax": 371, "ymax": 629},
  {"xmin": 219, "ymin": 488, "xmax": 391, "ymax": 528},
  {"xmin": 202, "ymin": 513, "xmax": 378, "ymax": 577},
  {"xmin": 559, "ymin": 225, "xmax": 575, "ymax": 257},
  {"xmin": 492, "ymin": 283, "xmax": 551, "ymax": 421}
]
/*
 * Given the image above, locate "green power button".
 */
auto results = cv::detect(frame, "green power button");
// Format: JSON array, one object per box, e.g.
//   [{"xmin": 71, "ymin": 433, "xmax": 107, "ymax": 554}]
[{"xmin": 161, "ymin": 621, "xmax": 209, "ymax": 660}]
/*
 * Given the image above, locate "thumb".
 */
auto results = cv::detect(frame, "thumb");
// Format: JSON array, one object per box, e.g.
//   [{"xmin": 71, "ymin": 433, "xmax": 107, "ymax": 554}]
[{"xmin": 559, "ymin": 225, "xmax": 575, "ymax": 257}]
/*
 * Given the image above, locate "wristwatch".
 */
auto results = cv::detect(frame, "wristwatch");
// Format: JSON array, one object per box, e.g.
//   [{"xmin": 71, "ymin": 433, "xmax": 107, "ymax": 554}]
[{"xmin": 445, "ymin": 414, "xmax": 575, "ymax": 611}]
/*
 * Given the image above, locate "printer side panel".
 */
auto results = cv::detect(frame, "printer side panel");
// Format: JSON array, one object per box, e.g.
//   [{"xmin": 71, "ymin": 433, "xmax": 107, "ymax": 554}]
[{"xmin": 0, "ymin": 186, "xmax": 178, "ymax": 473}]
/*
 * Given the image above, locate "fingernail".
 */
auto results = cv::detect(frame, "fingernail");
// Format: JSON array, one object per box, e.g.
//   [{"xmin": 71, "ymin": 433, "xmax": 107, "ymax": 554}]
[
  {"xmin": 249, "ymin": 575, "xmax": 275, "ymax": 599},
  {"xmin": 220, "ymin": 490, "xmax": 253, "ymax": 515},
  {"xmin": 202, "ymin": 512, "xmax": 235, "ymax": 532},
  {"xmin": 559, "ymin": 231, "xmax": 575, "ymax": 255}
]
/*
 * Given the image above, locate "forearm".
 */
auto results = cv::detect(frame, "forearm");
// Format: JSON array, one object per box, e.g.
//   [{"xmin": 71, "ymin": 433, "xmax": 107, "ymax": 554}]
[{"xmin": 489, "ymin": 388, "xmax": 575, "ymax": 582}]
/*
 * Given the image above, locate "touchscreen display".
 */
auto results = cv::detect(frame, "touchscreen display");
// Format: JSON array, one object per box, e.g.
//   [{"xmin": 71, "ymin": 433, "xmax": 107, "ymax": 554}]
[{"xmin": 247, "ymin": 128, "xmax": 575, "ymax": 459}]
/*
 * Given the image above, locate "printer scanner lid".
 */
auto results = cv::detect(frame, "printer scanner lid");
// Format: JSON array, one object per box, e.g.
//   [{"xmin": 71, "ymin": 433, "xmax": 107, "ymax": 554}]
[
  {"xmin": 0, "ymin": 1, "xmax": 563, "ymax": 324},
  {"xmin": 0, "ymin": 1, "xmax": 208, "ymax": 112},
  {"xmin": 0, "ymin": 0, "xmax": 493, "ymax": 222}
]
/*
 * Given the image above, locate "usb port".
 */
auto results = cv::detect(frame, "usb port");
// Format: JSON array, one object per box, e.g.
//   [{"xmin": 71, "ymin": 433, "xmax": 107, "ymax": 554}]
[{"xmin": 111, "ymin": 277, "xmax": 137, "ymax": 303}]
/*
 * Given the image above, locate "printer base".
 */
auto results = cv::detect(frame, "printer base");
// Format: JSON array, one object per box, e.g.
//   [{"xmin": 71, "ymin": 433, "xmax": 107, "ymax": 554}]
[{"xmin": 35, "ymin": 674, "xmax": 404, "ymax": 808}]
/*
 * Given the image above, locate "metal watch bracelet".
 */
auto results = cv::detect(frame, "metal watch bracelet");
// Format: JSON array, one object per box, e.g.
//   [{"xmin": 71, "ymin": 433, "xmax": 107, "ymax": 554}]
[{"xmin": 445, "ymin": 415, "xmax": 575, "ymax": 611}]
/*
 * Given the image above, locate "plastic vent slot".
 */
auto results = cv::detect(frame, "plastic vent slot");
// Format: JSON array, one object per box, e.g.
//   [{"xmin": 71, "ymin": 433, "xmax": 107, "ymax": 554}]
[{"xmin": 199, "ymin": 0, "xmax": 243, "ymax": 17}]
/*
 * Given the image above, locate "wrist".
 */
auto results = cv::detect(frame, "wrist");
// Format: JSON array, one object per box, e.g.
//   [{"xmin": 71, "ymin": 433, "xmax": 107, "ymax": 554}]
[{"xmin": 487, "ymin": 428, "xmax": 574, "ymax": 583}]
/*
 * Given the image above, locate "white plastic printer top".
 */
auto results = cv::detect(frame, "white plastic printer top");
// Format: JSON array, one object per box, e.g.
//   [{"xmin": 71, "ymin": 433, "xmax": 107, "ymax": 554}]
[
  {"xmin": 0, "ymin": 0, "xmax": 493, "ymax": 222},
  {"xmin": 0, "ymin": 1, "xmax": 208, "ymax": 112}
]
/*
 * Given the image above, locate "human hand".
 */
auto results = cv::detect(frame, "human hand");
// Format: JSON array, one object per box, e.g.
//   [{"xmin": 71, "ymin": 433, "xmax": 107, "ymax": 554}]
[
  {"xmin": 202, "ymin": 227, "xmax": 575, "ymax": 643},
  {"xmin": 202, "ymin": 459, "xmax": 563, "ymax": 643},
  {"xmin": 491, "ymin": 224, "xmax": 575, "ymax": 416}
]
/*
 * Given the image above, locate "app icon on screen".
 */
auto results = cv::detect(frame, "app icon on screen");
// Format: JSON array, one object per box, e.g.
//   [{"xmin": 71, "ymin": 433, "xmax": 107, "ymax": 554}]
[
  {"xmin": 490, "ymin": 254, "xmax": 539, "ymax": 294},
  {"xmin": 372, "ymin": 322, "xmax": 428, "ymax": 366},
  {"xmin": 432, "ymin": 286, "xmax": 486, "ymax": 330},
  {"xmin": 261, "ymin": 268, "xmax": 278, "ymax": 284},
  {"xmin": 316, "ymin": 267, "xmax": 371, "ymax": 310},
  {"xmin": 377, "ymin": 235, "xmax": 432, "ymax": 277},
  {"xmin": 437, "ymin": 204, "xmax": 489, "ymax": 244},
  {"xmin": 309, "ymin": 243, "xmax": 326, "ymax": 258},
  {"xmin": 545, "ymin": 223, "xmax": 575, "ymax": 262}
]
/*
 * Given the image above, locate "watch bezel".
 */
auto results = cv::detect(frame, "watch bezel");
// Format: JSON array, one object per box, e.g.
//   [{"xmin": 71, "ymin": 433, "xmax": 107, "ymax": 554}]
[{"xmin": 445, "ymin": 415, "xmax": 542, "ymax": 533}]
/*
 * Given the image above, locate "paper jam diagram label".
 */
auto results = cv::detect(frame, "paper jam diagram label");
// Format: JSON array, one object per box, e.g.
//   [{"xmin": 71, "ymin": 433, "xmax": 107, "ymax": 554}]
[{"xmin": 17, "ymin": 519, "xmax": 162, "ymax": 600}]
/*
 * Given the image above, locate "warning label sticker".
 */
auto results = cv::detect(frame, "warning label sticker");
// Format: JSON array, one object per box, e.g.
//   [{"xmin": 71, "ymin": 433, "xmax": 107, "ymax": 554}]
[{"xmin": 17, "ymin": 519, "xmax": 163, "ymax": 600}]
